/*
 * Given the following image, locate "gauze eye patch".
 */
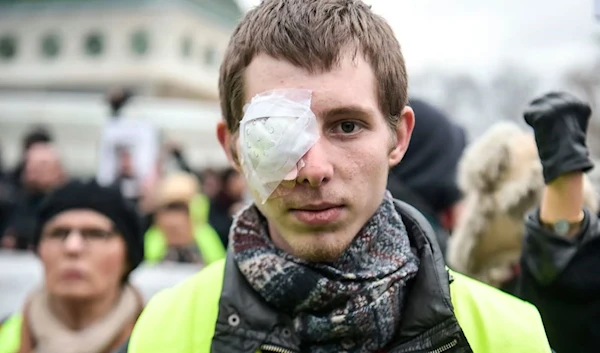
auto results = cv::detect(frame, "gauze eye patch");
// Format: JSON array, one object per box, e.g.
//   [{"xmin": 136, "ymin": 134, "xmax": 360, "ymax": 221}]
[{"xmin": 239, "ymin": 89, "xmax": 320, "ymax": 204}]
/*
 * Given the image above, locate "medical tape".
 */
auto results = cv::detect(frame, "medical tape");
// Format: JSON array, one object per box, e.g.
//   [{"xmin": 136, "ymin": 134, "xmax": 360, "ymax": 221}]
[{"xmin": 239, "ymin": 89, "xmax": 319, "ymax": 204}]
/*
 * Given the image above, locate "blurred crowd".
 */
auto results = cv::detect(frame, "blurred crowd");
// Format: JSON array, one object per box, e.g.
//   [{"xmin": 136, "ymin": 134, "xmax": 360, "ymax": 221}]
[
  {"xmin": 1, "ymin": 1, "xmax": 600, "ymax": 353},
  {"xmin": 0, "ymin": 112, "xmax": 248, "ymax": 351},
  {"xmin": 0, "ymin": 124, "xmax": 248, "ymax": 257}
]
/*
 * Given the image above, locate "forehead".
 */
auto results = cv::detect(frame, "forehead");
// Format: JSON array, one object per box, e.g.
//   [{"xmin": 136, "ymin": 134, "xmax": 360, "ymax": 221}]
[
  {"xmin": 28, "ymin": 154, "xmax": 55, "ymax": 165},
  {"xmin": 45, "ymin": 209, "xmax": 113, "ymax": 228},
  {"xmin": 244, "ymin": 52, "xmax": 379, "ymax": 117}
]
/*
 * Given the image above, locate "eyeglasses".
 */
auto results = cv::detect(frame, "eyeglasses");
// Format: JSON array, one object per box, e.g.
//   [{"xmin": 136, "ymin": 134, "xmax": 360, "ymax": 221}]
[{"xmin": 41, "ymin": 227, "xmax": 117, "ymax": 244}]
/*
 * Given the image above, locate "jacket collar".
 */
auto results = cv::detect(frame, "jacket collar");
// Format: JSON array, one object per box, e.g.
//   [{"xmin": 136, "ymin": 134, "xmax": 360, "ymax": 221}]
[{"xmin": 391, "ymin": 200, "xmax": 455, "ymax": 341}]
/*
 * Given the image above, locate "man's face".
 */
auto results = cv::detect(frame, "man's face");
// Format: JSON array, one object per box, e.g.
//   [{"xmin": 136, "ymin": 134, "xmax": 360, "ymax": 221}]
[
  {"xmin": 23, "ymin": 144, "xmax": 64, "ymax": 192},
  {"xmin": 218, "ymin": 53, "xmax": 413, "ymax": 262},
  {"xmin": 38, "ymin": 210, "xmax": 128, "ymax": 300},
  {"xmin": 155, "ymin": 205, "xmax": 194, "ymax": 246}
]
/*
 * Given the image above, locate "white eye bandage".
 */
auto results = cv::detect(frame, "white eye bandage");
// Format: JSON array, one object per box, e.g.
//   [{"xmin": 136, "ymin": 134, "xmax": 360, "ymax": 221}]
[{"xmin": 239, "ymin": 89, "xmax": 320, "ymax": 204}]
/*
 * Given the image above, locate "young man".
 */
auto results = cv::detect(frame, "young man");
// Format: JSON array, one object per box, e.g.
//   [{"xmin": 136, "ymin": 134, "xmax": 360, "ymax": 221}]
[{"xmin": 127, "ymin": 1, "xmax": 551, "ymax": 352}]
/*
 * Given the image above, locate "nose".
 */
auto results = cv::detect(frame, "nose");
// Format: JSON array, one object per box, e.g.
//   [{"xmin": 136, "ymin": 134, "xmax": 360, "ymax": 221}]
[
  {"xmin": 296, "ymin": 139, "xmax": 333, "ymax": 187},
  {"xmin": 63, "ymin": 231, "xmax": 85, "ymax": 254}
]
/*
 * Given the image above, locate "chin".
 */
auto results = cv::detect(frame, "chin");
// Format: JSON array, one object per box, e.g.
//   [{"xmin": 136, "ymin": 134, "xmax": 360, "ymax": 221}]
[
  {"xmin": 51, "ymin": 286, "xmax": 94, "ymax": 300},
  {"xmin": 287, "ymin": 232, "xmax": 352, "ymax": 262}
]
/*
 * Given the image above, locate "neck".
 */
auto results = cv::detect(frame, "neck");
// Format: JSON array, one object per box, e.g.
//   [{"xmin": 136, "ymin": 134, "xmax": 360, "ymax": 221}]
[{"xmin": 48, "ymin": 286, "xmax": 122, "ymax": 330}]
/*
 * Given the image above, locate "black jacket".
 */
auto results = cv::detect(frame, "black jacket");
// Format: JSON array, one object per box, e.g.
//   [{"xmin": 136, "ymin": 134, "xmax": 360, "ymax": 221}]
[
  {"xmin": 118, "ymin": 200, "xmax": 553, "ymax": 353},
  {"xmin": 518, "ymin": 208, "xmax": 600, "ymax": 353},
  {"xmin": 211, "ymin": 200, "xmax": 473, "ymax": 353},
  {"xmin": 387, "ymin": 175, "xmax": 449, "ymax": 258}
]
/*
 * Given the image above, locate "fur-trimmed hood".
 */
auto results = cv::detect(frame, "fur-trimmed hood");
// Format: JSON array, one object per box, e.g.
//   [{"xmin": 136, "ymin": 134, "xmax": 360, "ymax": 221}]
[{"xmin": 446, "ymin": 121, "xmax": 599, "ymax": 288}]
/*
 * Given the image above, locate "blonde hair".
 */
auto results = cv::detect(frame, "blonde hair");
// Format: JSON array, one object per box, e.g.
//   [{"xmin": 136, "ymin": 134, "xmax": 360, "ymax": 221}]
[{"xmin": 156, "ymin": 172, "xmax": 200, "ymax": 207}]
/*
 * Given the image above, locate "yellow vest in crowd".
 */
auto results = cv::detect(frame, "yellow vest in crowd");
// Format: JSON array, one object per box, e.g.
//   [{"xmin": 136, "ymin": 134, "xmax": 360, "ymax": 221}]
[
  {"xmin": 0, "ymin": 194, "xmax": 226, "ymax": 353},
  {"xmin": 127, "ymin": 261, "xmax": 552, "ymax": 353},
  {"xmin": 144, "ymin": 194, "xmax": 225, "ymax": 264}
]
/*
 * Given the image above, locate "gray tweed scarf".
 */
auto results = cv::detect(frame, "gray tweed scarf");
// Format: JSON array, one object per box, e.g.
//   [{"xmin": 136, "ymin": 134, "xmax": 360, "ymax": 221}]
[{"xmin": 231, "ymin": 191, "xmax": 420, "ymax": 353}]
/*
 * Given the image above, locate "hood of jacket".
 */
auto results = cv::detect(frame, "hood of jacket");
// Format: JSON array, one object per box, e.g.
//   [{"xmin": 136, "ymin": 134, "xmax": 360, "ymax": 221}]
[{"xmin": 447, "ymin": 122, "xmax": 599, "ymax": 288}]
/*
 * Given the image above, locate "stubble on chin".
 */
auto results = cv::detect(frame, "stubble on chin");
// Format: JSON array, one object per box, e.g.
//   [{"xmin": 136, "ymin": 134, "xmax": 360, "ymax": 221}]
[{"xmin": 285, "ymin": 233, "xmax": 353, "ymax": 263}]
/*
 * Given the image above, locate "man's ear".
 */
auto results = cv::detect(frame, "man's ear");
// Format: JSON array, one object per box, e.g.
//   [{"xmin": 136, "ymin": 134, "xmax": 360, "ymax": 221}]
[
  {"xmin": 216, "ymin": 121, "xmax": 242, "ymax": 171},
  {"xmin": 389, "ymin": 106, "xmax": 415, "ymax": 167}
]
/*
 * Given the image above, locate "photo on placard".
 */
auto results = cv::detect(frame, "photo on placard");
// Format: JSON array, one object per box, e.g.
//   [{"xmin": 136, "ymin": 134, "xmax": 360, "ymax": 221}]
[
  {"xmin": 114, "ymin": 143, "xmax": 135, "ymax": 179},
  {"xmin": 96, "ymin": 119, "xmax": 161, "ymax": 200}
]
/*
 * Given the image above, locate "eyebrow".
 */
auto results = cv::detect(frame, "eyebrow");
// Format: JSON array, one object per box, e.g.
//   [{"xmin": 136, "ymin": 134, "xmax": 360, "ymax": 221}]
[{"xmin": 320, "ymin": 106, "xmax": 375, "ymax": 120}]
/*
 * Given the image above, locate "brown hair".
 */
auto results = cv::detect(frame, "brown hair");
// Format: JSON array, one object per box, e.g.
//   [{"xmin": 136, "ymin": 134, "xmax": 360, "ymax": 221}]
[{"xmin": 219, "ymin": 0, "xmax": 408, "ymax": 134}]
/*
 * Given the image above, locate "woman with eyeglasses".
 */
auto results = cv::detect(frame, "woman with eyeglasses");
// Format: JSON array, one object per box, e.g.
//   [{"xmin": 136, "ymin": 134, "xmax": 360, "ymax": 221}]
[{"xmin": 0, "ymin": 179, "xmax": 145, "ymax": 353}]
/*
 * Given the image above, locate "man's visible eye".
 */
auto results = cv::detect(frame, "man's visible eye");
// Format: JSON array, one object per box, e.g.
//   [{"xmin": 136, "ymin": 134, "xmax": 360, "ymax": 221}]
[{"xmin": 333, "ymin": 121, "xmax": 362, "ymax": 135}]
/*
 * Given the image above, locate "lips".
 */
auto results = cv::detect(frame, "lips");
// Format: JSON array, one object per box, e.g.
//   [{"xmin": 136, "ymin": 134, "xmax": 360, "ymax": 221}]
[
  {"xmin": 289, "ymin": 203, "xmax": 344, "ymax": 226},
  {"xmin": 61, "ymin": 269, "xmax": 85, "ymax": 280},
  {"xmin": 294, "ymin": 203, "xmax": 340, "ymax": 211}
]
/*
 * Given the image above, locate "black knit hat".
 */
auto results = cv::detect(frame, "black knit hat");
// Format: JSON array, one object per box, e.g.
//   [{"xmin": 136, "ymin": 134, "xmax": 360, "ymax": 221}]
[{"xmin": 34, "ymin": 179, "xmax": 144, "ymax": 274}]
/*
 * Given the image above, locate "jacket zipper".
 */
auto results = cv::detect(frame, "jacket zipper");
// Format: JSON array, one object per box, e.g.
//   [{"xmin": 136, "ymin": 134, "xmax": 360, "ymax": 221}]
[
  {"xmin": 427, "ymin": 338, "xmax": 458, "ymax": 353},
  {"xmin": 261, "ymin": 338, "xmax": 458, "ymax": 353},
  {"xmin": 260, "ymin": 344, "xmax": 297, "ymax": 353}
]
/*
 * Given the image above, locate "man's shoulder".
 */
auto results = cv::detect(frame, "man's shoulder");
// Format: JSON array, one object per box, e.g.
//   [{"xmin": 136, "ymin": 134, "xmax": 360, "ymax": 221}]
[
  {"xmin": 451, "ymin": 270, "xmax": 537, "ymax": 312},
  {"xmin": 128, "ymin": 260, "xmax": 226, "ymax": 353},
  {"xmin": 139, "ymin": 258, "xmax": 225, "ymax": 316},
  {"xmin": 450, "ymin": 271, "xmax": 551, "ymax": 352}
]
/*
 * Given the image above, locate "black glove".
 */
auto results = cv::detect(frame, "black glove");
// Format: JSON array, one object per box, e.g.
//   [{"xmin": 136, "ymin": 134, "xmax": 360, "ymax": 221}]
[{"xmin": 524, "ymin": 91, "xmax": 594, "ymax": 183}]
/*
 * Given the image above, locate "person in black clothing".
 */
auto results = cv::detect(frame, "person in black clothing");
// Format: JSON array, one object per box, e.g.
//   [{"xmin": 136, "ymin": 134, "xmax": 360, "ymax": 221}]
[
  {"xmin": 5, "ymin": 126, "xmax": 54, "ymax": 192},
  {"xmin": 2, "ymin": 143, "xmax": 66, "ymax": 249},
  {"xmin": 0, "ymin": 144, "xmax": 18, "ymax": 243},
  {"xmin": 445, "ymin": 121, "xmax": 599, "ymax": 295},
  {"xmin": 199, "ymin": 168, "xmax": 222, "ymax": 201},
  {"xmin": 517, "ymin": 92, "xmax": 600, "ymax": 353},
  {"xmin": 388, "ymin": 98, "xmax": 467, "ymax": 257},
  {"xmin": 208, "ymin": 168, "xmax": 247, "ymax": 248}
]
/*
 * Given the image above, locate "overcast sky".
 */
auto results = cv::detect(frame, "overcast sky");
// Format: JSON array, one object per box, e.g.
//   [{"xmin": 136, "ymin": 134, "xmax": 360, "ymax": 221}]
[{"xmin": 236, "ymin": 0, "xmax": 600, "ymax": 82}]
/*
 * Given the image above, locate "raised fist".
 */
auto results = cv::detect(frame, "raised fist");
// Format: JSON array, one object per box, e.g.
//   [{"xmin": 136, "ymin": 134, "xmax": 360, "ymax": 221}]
[{"xmin": 523, "ymin": 92, "xmax": 594, "ymax": 183}]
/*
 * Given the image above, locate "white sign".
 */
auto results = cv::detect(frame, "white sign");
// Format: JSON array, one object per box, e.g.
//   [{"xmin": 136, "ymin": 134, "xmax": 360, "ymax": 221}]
[
  {"xmin": 96, "ymin": 118, "xmax": 161, "ymax": 192},
  {"xmin": 596, "ymin": 0, "xmax": 600, "ymax": 19}
]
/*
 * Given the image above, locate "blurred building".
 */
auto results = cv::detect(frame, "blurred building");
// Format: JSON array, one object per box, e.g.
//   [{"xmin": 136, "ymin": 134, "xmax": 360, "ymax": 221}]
[{"xmin": 0, "ymin": 0, "xmax": 242, "ymax": 175}]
